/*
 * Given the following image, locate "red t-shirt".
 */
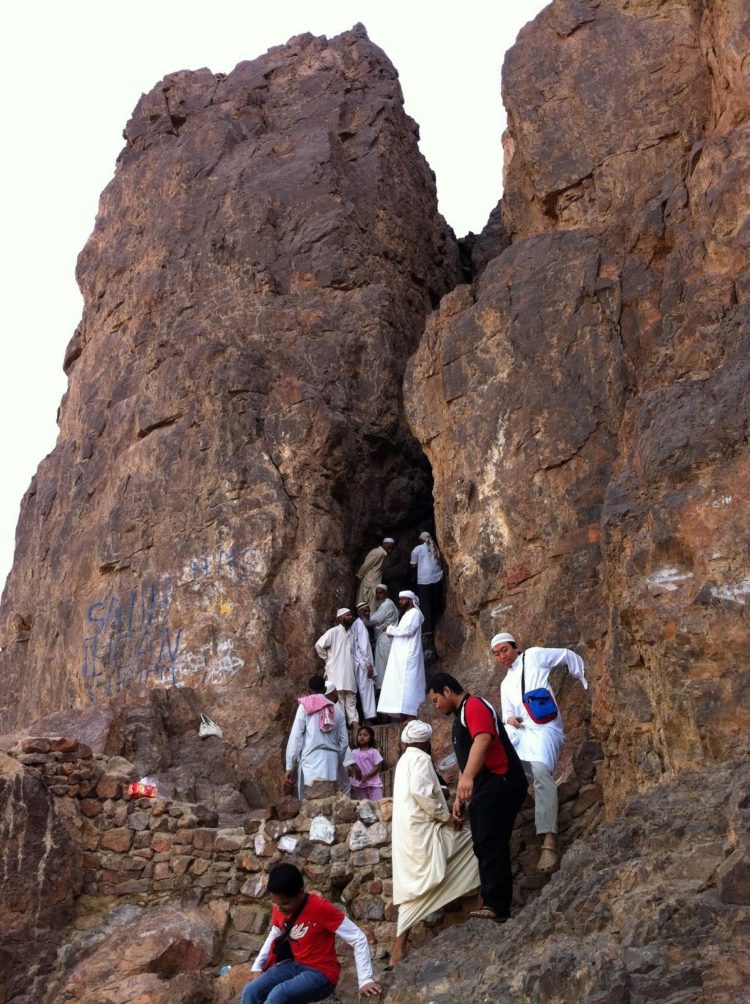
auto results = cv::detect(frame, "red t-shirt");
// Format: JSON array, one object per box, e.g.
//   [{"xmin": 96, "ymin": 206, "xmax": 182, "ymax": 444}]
[
  {"xmin": 270, "ymin": 894, "xmax": 345, "ymax": 986},
  {"xmin": 464, "ymin": 695, "xmax": 509, "ymax": 775}
]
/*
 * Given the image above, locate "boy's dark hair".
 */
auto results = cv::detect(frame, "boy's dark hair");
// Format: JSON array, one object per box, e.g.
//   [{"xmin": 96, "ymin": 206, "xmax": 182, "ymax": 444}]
[
  {"xmin": 308, "ymin": 675, "xmax": 326, "ymax": 693},
  {"xmin": 426, "ymin": 672, "xmax": 463, "ymax": 695},
  {"xmin": 267, "ymin": 863, "xmax": 304, "ymax": 896},
  {"xmin": 357, "ymin": 724, "xmax": 377, "ymax": 748}
]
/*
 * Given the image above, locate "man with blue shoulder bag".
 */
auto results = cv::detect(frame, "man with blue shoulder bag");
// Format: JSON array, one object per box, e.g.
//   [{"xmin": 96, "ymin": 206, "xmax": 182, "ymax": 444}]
[{"xmin": 493, "ymin": 632, "xmax": 588, "ymax": 872}]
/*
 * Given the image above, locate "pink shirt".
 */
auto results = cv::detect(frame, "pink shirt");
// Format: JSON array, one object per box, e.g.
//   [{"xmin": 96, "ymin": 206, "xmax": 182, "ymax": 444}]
[{"xmin": 350, "ymin": 747, "xmax": 383, "ymax": 789}]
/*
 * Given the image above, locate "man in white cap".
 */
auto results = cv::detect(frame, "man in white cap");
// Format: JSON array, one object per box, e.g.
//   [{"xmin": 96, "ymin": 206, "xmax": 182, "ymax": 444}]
[
  {"xmin": 377, "ymin": 591, "xmax": 425, "ymax": 721},
  {"xmin": 355, "ymin": 537, "xmax": 396, "ymax": 613},
  {"xmin": 315, "ymin": 610, "xmax": 358, "ymax": 726},
  {"xmin": 390, "ymin": 720, "xmax": 479, "ymax": 964},
  {"xmin": 352, "ymin": 603, "xmax": 376, "ymax": 722},
  {"xmin": 365, "ymin": 585, "xmax": 399, "ymax": 692},
  {"xmin": 284, "ymin": 676, "xmax": 357, "ymax": 797},
  {"xmin": 409, "ymin": 531, "xmax": 444, "ymax": 634},
  {"xmin": 492, "ymin": 631, "xmax": 588, "ymax": 871}
]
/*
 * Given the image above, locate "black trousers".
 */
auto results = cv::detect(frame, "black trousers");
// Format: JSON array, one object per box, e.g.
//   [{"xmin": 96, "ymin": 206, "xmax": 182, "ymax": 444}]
[
  {"xmin": 468, "ymin": 773, "xmax": 527, "ymax": 917},
  {"xmin": 417, "ymin": 580, "xmax": 443, "ymax": 633}
]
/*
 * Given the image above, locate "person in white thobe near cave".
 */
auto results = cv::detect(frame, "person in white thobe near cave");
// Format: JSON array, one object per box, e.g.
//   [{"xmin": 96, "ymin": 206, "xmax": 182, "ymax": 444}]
[
  {"xmin": 355, "ymin": 537, "xmax": 395, "ymax": 612},
  {"xmin": 315, "ymin": 609, "xmax": 358, "ymax": 726},
  {"xmin": 390, "ymin": 720, "xmax": 479, "ymax": 964},
  {"xmin": 366, "ymin": 584, "xmax": 399, "ymax": 691},
  {"xmin": 377, "ymin": 591, "xmax": 425, "ymax": 721},
  {"xmin": 284, "ymin": 676, "xmax": 356, "ymax": 797},
  {"xmin": 352, "ymin": 602, "xmax": 377, "ymax": 722},
  {"xmin": 494, "ymin": 631, "xmax": 588, "ymax": 872}
]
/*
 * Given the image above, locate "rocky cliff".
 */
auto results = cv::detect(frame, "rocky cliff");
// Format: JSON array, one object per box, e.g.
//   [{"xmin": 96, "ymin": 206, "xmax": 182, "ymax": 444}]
[
  {"xmin": 1, "ymin": 1, "xmax": 749, "ymax": 1002},
  {"xmin": 407, "ymin": 0, "xmax": 750, "ymax": 811},
  {"xmin": 0, "ymin": 26, "xmax": 460, "ymax": 782}
]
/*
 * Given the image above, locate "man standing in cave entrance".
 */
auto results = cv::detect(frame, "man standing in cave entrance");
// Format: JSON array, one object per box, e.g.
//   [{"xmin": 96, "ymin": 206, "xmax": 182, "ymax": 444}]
[
  {"xmin": 377, "ymin": 591, "xmax": 425, "ymax": 721},
  {"xmin": 314, "ymin": 609, "xmax": 358, "ymax": 727},
  {"xmin": 356, "ymin": 536, "xmax": 396, "ymax": 613},
  {"xmin": 410, "ymin": 530, "xmax": 444, "ymax": 635},
  {"xmin": 352, "ymin": 602, "xmax": 377, "ymax": 722},
  {"xmin": 493, "ymin": 631, "xmax": 588, "ymax": 872}
]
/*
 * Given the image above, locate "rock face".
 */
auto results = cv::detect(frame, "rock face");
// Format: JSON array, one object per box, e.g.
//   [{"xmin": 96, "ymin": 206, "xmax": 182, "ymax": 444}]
[
  {"xmin": 382, "ymin": 757, "xmax": 750, "ymax": 1003},
  {"xmin": 0, "ymin": 26, "xmax": 460, "ymax": 772},
  {"xmin": 406, "ymin": 0, "xmax": 750, "ymax": 811}
]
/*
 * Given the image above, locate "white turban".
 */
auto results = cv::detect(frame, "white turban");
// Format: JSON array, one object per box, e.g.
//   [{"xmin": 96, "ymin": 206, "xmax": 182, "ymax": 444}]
[
  {"xmin": 401, "ymin": 721, "xmax": 433, "ymax": 744},
  {"xmin": 376, "ymin": 583, "xmax": 388, "ymax": 592},
  {"xmin": 419, "ymin": 531, "xmax": 431, "ymax": 542},
  {"xmin": 336, "ymin": 607, "xmax": 351, "ymax": 618},
  {"xmin": 491, "ymin": 632, "xmax": 516, "ymax": 648},
  {"xmin": 383, "ymin": 537, "xmax": 395, "ymax": 544},
  {"xmin": 398, "ymin": 590, "xmax": 420, "ymax": 607}
]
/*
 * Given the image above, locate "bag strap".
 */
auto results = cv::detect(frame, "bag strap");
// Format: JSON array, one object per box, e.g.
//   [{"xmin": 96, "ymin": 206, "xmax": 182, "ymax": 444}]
[
  {"xmin": 460, "ymin": 694, "xmax": 501, "ymax": 735},
  {"xmin": 276, "ymin": 893, "xmax": 309, "ymax": 946},
  {"xmin": 521, "ymin": 652, "xmax": 526, "ymax": 696}
]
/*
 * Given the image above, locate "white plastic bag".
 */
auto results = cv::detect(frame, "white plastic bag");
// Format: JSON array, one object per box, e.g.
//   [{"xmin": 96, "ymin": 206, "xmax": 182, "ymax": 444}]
[{"xmin": 199, "ymin": 712, "xmax": 223, "ymax": 739}]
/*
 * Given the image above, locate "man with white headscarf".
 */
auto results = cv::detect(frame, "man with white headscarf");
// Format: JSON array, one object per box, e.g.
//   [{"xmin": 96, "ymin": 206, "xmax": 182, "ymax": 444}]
[
  {"xmin": 410, "ymin": 531, "xmax": 444, "ymax": 634},
  {"xmin": 352, "ymin": 602, "xmax": 377, "ymax": 722},
  {"xmin": 356, "ymin": 537, "xmax": 396, "ymax": 613},
  {"xmin": 315, "ymin": 609, "xmax": 358, "ymax": 726},
  {"xmin": 366, "ymin": 585, "xmax": 399, "ymax": 690},
  {"xmin": 390, "ymin": 720, "xmax": 479, "ymax": 964},
  {"xmin": 377, "ymin": 591, "xmax": 425, "ymax": 721},
  {"xmin": 493, "ymin": 631, "xmax": 588, "ymax": 872}
]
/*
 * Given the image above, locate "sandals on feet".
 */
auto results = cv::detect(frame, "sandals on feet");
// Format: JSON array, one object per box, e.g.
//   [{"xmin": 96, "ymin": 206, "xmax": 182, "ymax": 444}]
[
  {"xmin": 537, "ymin": 846, "xmax": 559, "ymax": 872},
  {"xmin": 469, "ymin": 907, "xmax": 508, "ymax": 923}
]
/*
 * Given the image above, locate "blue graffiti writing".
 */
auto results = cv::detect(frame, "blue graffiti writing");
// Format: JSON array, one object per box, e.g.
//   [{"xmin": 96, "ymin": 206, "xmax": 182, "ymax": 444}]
[
  {"xmin": 81, "ymin": 582, "xmax": 182, "ymax": 699},
  {"xmin": 189, "ymin": 546, "xmax": 259, "ymax": 583}
]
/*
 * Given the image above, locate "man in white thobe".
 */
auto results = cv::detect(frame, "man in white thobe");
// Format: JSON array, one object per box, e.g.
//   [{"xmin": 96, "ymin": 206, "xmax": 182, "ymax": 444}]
[
  {"xmin": 315, "ymin": 609, "xmax": 358, "ymax": 726},
  {"xmin": 355, "ymin": 537, "xmax": 395, "ymax": 612},
  {"xmin": 352, "ymin": 603, "xmax": 377, "ymax": 722},
  {"xmin": 284, "ymin": 677, "xmax": 356, "ymax": 797},
  {"xmin": 366, "ymin": 584, "xmax": 399, "ymax": 689},
  {"xmin": 377, "ymin": 591, "xmax": 425, "ymax": 721},
  {"xmin": 390, "ymin": 721, "xmax": 479, "ymax": 963},
  {"xmin": 493, "ymin": 631, "xmax": 588, "ymax": 871}
]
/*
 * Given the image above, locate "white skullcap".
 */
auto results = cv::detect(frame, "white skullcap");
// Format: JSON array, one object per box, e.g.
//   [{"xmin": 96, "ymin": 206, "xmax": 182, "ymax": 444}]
[
  {"xmin": 401, "ymin": 720, "xmax": 433, "ymax": 743},
  {"xmin": 398, "ymin": 590, "xmax": 420, "ymax": 607},
  {"xmin": 336, "ymin": 607, "xmax": 351, "ymax": 618},
  {"xmin": 375, "ymin": 583, "xmax": 388, "ymax": 592},
  {"xmin": 382, "ymin": 537, "xmax": 395, "ymax": 544},
  {"xmin": 356, "ymin": 601, "xmax": 368, "ymax": 610},
  {"xmin": 491, "ymin": 632, "xmax": 516, "ymax": 648},
  {"xmin": 324, "ymin": 680, "xmax": 337, "ymax": 695}
]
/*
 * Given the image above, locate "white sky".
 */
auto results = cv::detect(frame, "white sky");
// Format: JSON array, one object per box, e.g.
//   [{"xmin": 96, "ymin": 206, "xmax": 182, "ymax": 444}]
[{"xmin": 0, "ymin": 0, "xmax": 547, "ymax": 592}]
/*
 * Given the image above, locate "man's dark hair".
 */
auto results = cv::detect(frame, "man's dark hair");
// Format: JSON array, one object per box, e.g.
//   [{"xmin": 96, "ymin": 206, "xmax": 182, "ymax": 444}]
[
  {"xmin": 267, "ymin": 863, "xmax": 304, "ymax": 896},
  {"xmin": 427, "ymin": 672, "xmax": 463, "ymax": 695},
  {"xmin": 308, "ymin": 675, "xmax": 326, "ymax": 693}
]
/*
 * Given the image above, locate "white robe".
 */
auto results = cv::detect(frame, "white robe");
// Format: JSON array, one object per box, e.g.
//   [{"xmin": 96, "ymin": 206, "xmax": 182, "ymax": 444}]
[
  {"xmin": 356, "ymin": 546, "xmax": 386, "ymax": 611},
  {"xmin": 314, "ymin": 623, "xmax": 357, "ymax": 692},
  {"xmin": 391, "ymin": 746, "xmax": 479, "ymax": 935},
  {"xmin": 500, "ymin": 646, "xmax": 588, "ymax": 773},
  {"xmin": 367, "ymin": 598, "xmax": 399, "ymax": 688},
  {"xmin": 377, "ymin": 606, "xmax": 425, "ymax": 716},
  {"xmin": 350, "ymin": 617, "xmax": 376, "ymax": 720},
  {"xmin": 285, "ymin": 701, "xmax": 354, "ymax": 795}
]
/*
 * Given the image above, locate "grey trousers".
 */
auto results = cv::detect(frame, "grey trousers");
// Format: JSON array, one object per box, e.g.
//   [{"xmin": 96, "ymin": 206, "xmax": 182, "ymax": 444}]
[{"xmin": 523, "ymin": 760, "xmax": 558, "ymax": 834}]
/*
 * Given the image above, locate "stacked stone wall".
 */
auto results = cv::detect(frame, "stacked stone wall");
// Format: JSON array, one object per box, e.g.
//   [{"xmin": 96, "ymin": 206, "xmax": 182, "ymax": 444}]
[{"xmin": 8, "ymin": 733, "xmax": 604, "ymax": 964}]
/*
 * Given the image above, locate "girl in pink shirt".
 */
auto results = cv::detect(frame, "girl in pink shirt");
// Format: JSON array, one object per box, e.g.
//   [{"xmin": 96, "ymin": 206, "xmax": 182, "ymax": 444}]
[{"xmin": 350, "ymin": 726, "xmax": 384, "ymax": 801}]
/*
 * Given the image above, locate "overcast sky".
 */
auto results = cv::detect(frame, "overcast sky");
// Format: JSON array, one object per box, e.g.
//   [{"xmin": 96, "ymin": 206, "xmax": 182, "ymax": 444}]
[{"xmin": 0, "ymin": 0, "xmax": 548, "ymax": 592}]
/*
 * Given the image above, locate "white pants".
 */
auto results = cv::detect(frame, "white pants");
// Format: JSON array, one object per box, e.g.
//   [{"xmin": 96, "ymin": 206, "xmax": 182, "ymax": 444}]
[
  {"xmin": 339, "ymin": 690, "xmax": 358, "ymax": 727},
  {"xmin": 523, "ymin": 760, "xmax": 558, "ymax": 834}
]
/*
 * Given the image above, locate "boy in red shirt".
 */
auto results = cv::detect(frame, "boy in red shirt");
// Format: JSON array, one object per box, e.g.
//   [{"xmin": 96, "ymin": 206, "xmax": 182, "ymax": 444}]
[
  {"xmin": 241, "ymin": 863, "xmax": 381, "ymax": 1002},
  {"xmin": 428, "ymin": 672, "xmax": 528, "ymax": 923}
]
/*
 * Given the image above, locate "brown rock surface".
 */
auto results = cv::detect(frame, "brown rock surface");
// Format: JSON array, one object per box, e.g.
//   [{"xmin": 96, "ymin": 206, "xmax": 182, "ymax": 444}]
[
  {"xmin": 0, "ymin": 26, "xmax": 460, "ymax": 779},
  {"xmin": 406, "ymin": 0, "xmax": 750, "ymax": 810},
  {"xmin": 382, "ymin": 757, "xmax": 750, "ymax": 1003}
]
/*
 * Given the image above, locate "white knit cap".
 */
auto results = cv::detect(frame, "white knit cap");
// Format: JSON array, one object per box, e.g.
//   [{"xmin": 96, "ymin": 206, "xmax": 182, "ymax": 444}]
[
  {"xmin": 382, "ymin": 537, "xmax": 395, "ymax": 544},
  {"xmin": 401, "ymin": 720, "xmax": 433, "ymax": 743},
  {"xmin": 336, "ymin": 607, "xmax": 351, "ymax": 618},
  {"xmin": 491, "ymin": 632, "xmax": 516, "ymax": 648},
  {"xmin": 356, "ymin": 601, "xmax": 369, "ymax": 610}
]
